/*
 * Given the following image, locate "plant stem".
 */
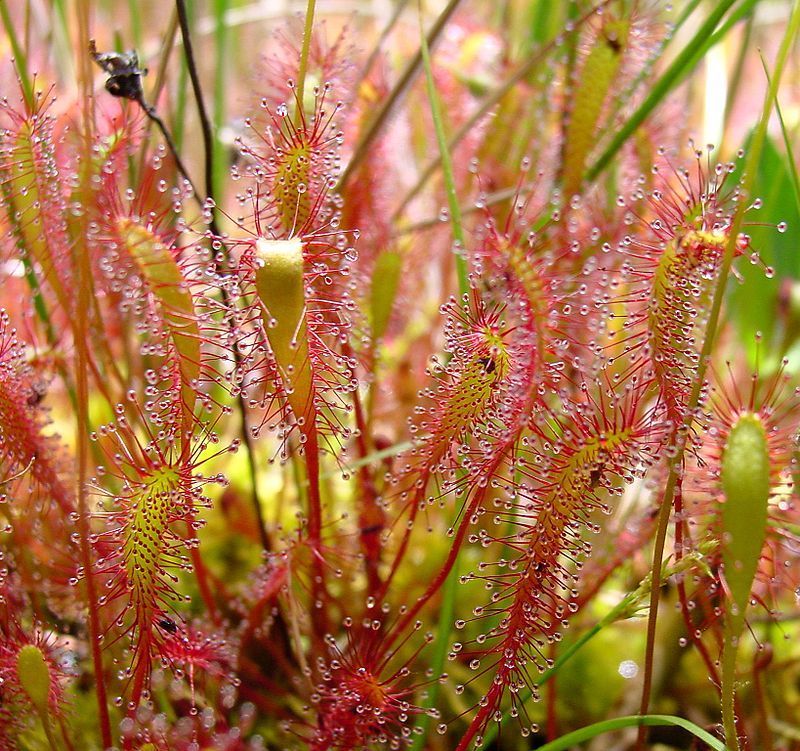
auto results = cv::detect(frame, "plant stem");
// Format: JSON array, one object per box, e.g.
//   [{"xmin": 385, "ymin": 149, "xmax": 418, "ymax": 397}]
[
  {"xmin": 212, "ymin": 0, "xmax": 229, "ymax": 201},
  {"xmin": 419, "ymin": 0, "xmax": 468, "ymax": 297},
  {"xmin": 636, "ymin": 5, "xmax": 800, "ymax": 744},
  {"xmin": 409, "ymin": 548, "xmax": 459, "ymax": 751},
  {"xmin": 722, "ymin": 621, "xmax": 741, "ymax": 751},
  {"xmin": 175, "ymin": 0, "xmax": 217, "ymax": 214},
  {"xmin": 137, "ymin": 96, "xmax": 201, "ymax": 200},
  {"xmin": 763, "ymin": 55, "xmax": 800, "ymax": 219},
  {"xmin": 58, "ymin": 716, "xmax": 77, "ymax": 751},
  {"xmin": 302, "ymin": 424, "xmax": 330, "ymax": 642},
  {"xmin": 338, "ymin": 0, "xmax": 462, "ymax": 191},
  {"xmin": 75, "ymin": 3, "xmax": 113, "ymax": 744},
  {"xmin": 37, "ymin": 708, "xmax": 59, "ymax": 751},
  {"xmin": 719, "ymin": 10, "xmax": 755, "ymax": 158},
  {"xmin": 173, "ymin": 0, "xmax": 272, "ymax": 554},
  {"xmin": 137, "ymin": 8, "xmax": 179, "ymax": 180},
  {"xmin": 295, "ymin": 0, "xmax": 317, "ymax": 126},
  {"xmin": 0, "ymin": 0, "xmax": 34, "ymax": 106}
]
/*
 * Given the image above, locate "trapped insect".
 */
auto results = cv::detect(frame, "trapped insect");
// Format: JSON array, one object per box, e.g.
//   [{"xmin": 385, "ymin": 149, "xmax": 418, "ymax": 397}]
[
  {"xmin": 0, "ymin": 4, "xmax": 796, "ymax": 751},
  {"xmin": 88, "ymin": 39, "xmax": 147, "ymax": 100}
]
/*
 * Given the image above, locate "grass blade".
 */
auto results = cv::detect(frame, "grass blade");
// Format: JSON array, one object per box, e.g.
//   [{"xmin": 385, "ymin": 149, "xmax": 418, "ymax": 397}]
[
  {"xmin": 0, "ymin": 2, "xmax": 33, "ymax": 106},
  {"xmin": 418, "ymin": 1, "xmax": 468, "ymax": 297},
  {"xmin": 586, "ymin": 0, "xmax": 744, "ymax": 183},
  {"xmin": 534, "ymin": 715, "xmax": 729, "ymax": 751},
  {"xmin": 338, "ymin": 0, "xmax": 462, "ymax": 190}
]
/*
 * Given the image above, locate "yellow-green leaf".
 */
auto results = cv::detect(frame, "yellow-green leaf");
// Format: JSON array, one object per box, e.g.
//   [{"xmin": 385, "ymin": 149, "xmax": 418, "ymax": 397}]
[
  {"xmin": 369, "ymin": 250, "xmax": 402, "ymax": 341},
  {"xmin": 721, "ymin": 412, "xmax": 770, "ymax": 633},
  {"xmin": 254, "ymin": 237, "xmax": 314, "ymax": 422},
  {"xmin": 16, "ymin": 644, "xmax": 51, "ymax": 713},
  {"xmin": 561, "ymin": 18, "xmax": 629, "ymax": 200},
  {"xmin": 117, "ymin": 218, "xmax": 200, "ymax": 421}
]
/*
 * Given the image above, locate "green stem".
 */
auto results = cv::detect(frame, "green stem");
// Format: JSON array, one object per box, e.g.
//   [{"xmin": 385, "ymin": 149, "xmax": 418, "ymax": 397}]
[
  {"xmin": 637, "ymin": 1, "xmax": 800, "ymax": 741},
  {"xmin": 58, "ymin": 716, "xmax": 76, "ymax": 751},
  {"xmin": 409, "ymin": 547, "xmax": 460, "ymax": 751},
  {"xmin": 719, "ymin": 10, "xmax": 754, "ymax": 157},
  {"xmin": 722, "ymin": 621, "xmax": 741, "ymax": 751},
  {"xmin": 763, "ymin": 55, "xmax": 800, "ymax": 219},
  {"xmin": 0, "ymin": 0, "xmax": 34, "ymax": 106},
  {"xmin": 337, "ymin": 0, "xmax": 462, "ymax": 191},
  {"xmin": 137, "ymin": 7, "xmax": 179, "ymax": 181},
  {"xmin": 637, "ymin": 465, "xmax": 680, "ymax": 725},
  {"xmin": 172, "ymin": 0, "xmax": 192, "ymax": 151},
  {"xmin": 212, "ymin": 0, "xmax": 230, "ymax": 202},
  {"xmin": 295, "ymin": 0, "xmax": 317, "ymax": 125},
  {"xmin": 50, "ymin": 0, "xmax": 74, "ymax": 88},
  {"xmin": 36, "ymin": 708, "xmax": 59, "ymax": 751},
  {"xmin": 127, "ymin": 0, "xmax": 143, "ymax": 49},
  {"xmin": 418, "ymin": 0, "xmax": 469, "ymax": 297}
]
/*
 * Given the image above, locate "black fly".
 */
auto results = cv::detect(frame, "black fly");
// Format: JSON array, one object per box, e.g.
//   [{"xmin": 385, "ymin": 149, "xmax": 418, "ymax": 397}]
[
  {"xmin": 478, "ymin": 356, "xmax": 497, "ymax": 374},
  {"xmin": 157, "ymin": 617, "xmax": 178, "ymax": 634},
  {"xmin": 89, "ymin": 40, "xmax": 147, "ymax": 101}
]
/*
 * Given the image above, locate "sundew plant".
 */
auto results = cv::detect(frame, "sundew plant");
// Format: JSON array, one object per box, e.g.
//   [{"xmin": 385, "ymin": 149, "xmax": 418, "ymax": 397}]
[{"xmin": 2, "ymin": 1, "xmax": 800, "ymax": 750}]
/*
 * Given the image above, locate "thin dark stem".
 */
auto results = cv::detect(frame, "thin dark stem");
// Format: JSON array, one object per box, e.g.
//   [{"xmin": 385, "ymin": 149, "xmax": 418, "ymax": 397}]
[
  {"xmin": 137, "ymin": 8, "xmax": 179, "ymax": 180},
  {"xmin": 135, "ymin": 92, "xmax": 273, "ymax": 554},
  {"xmin": 136, "ymin": 96, "xmax": 201, "ymax": 200},
  {"xmin": 175, "ymin": 0, "xmax": 217, "ymax": 222},
  {"xmin": 172, "ymin": 0, "xmax": 272, "ymax": 554},
  {"xmin": 58, "ymin": 716, "xmax": 76, "ymax": 751}
]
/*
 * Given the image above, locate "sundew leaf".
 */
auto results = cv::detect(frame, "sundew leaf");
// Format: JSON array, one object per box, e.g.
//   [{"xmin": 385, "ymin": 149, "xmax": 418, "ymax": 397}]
[
  {"xmin": 253, "ymin": 237, "xmax": 314, "ymax": 423},
  {"xmin": 719, "ymin": 411, "xmax": 770, "ymax": 751},
  {"xmin": 3, "ymin": 122, "xmax": 71, "ymax": 308},
  {"xmin": 117, "ymin": 218, "xmax": 201, "ymax": 422},
  {"xmin": 720, "ymin": 412, "xmax": 770, "ymax": 635},
  {"xmin": 16, "ymin": 645, "xmax": 51, "ymax": 714},
  {"xmin": 586, "ymin": 0, "xmax": 740, "ymax": 183},
  {"xmin": 561, "ymin": 16, "xmax": 629, "ymax": 200}
]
